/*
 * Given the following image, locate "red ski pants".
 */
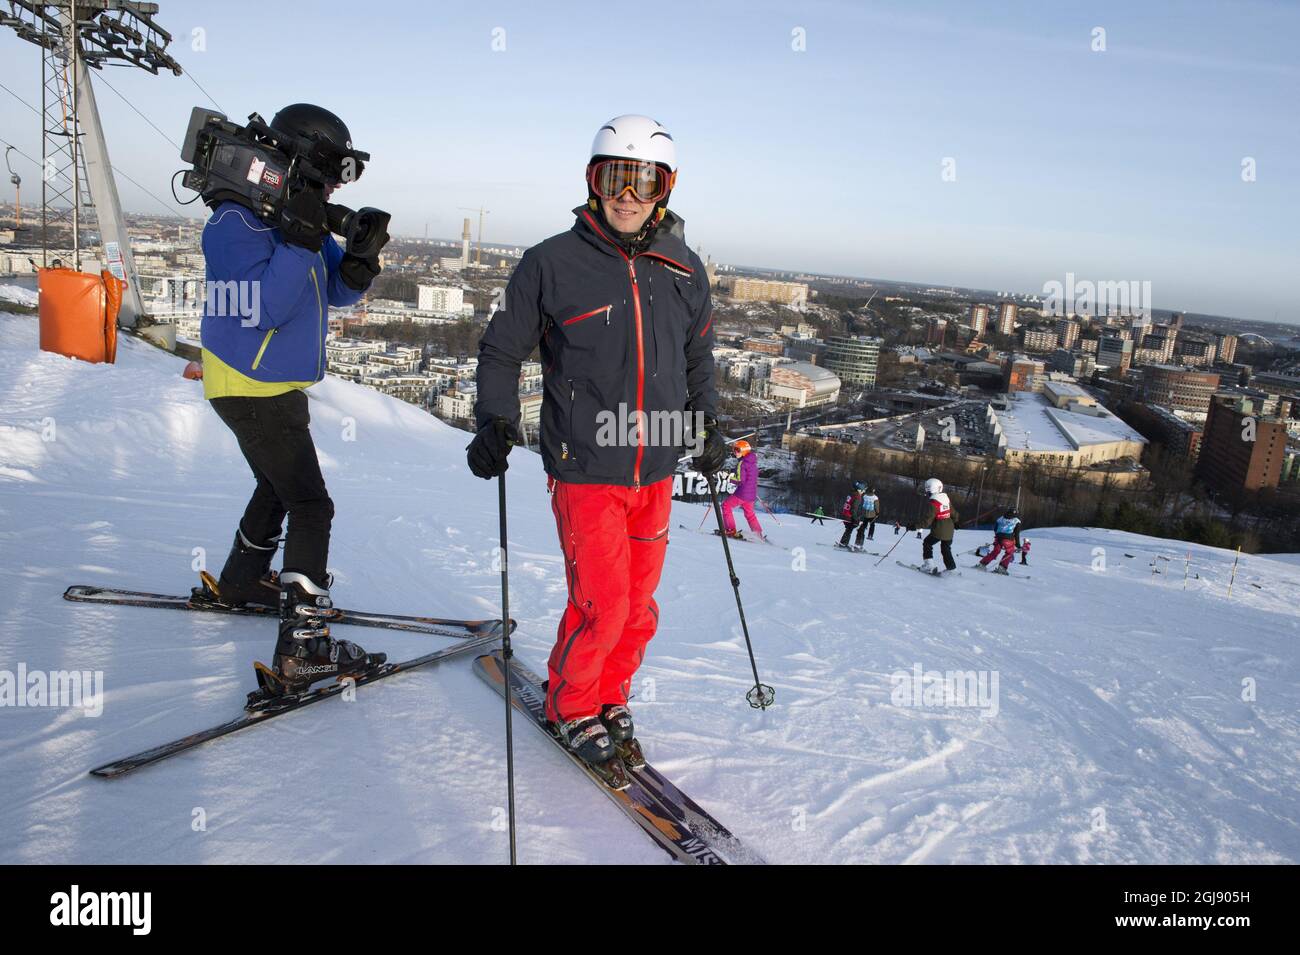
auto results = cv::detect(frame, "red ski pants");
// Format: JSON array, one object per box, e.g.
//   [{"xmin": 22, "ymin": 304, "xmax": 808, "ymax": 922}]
[
  {"xmin": 980, "ymin": 538, "xmax": 1017, "ymax": 569},
  {"xmin": 546, "ymin": 477, "xmax": 672, "ymax": 723}
]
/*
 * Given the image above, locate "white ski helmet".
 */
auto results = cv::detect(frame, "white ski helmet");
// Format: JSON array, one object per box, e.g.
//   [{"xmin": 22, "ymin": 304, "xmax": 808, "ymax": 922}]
[
  {"xmin": 924, "ymin": 478, "xmax": 944, "ymax": 496},
  {"xmin": 590, "ymin": 114, "xmax": 677, "ymax": 172},
  {"xmin": 587, "ymin": 115, "xmax": 678, "ymax": 222}
]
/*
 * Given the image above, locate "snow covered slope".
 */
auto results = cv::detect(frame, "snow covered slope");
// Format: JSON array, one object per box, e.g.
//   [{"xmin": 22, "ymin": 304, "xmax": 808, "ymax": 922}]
[{"xmin": 1, "ymin": 311, "xmax": 1297, "ymax": 864}]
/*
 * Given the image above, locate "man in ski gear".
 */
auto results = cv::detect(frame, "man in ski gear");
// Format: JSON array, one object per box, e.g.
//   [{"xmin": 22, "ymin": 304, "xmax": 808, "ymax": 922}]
[
  {"xmin": 721, "ymin": 439, "xmax": 763, "ymax": 540},
  {"xmin": 195, "ymin": 103, "xmax": 387, "ymax": 690},
  {"xmin": 470, "ymin": 115, "xmax": 716, "ymax": 773},
  {"xmin": 1020, "ymin": 538, "xmax": 1031, "ymax": 565},
  {"xmin": 915, "ymin": 477, "xmax": 959, "ymax": 573},
  {"xmin": 978, "ymin": 507, "xmax": 1021, "ymax": 574}
]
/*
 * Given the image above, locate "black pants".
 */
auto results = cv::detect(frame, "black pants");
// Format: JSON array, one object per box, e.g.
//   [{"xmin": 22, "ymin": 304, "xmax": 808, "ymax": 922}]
[
  {"xmin": 839, "ymin": 518, "xmax": 876, "ymax": 546},
  {"xmin": 810, "ymin": 516, "xmax": 826, "ymax": 525},
  {"xmin": 211, "ymin": 391, "xmax": 333, "ymax": 585},
  {"xmin": 922, "ymin": 533, "xmax": 955, "ymax": 570}
]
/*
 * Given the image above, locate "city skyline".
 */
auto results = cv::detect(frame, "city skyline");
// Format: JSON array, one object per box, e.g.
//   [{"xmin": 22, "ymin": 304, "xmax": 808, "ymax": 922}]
[{"xmin": 1, "ymin": 0, "xmax": 1296, "ymax": 324}]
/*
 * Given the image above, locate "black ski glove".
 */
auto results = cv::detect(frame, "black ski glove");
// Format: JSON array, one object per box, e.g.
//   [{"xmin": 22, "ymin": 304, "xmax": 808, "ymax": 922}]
[
  {"xmin": 467, "ymin": 417, "xmax": 520, "ymax": 479},
  {"xmin": 279, "ymin": 185, "xmax": 328, "ymax": 252},
  {"xmin": 692, "ymin": 415, "xmax": 729, "ymax": 475},
  {"xmin": 339, "ymin": 252, "xmax": 381, "ymax": 291}
]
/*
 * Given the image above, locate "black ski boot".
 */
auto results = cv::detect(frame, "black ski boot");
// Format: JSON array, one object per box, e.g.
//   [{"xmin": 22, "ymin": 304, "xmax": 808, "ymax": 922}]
[
  {"xmin": 601, "ymin": 704, "xmax": 645, "ymax": 770},
  {"xmin": 191, "ymin": 529, "xmax": 280, "ymax": 609},
  {"xmin": 252, "ymin": 571, "xmax": 385, "ymax": 701},
  {"xmin": 553, "ymin": 715, "xmax": 629, "ymax": 790}
]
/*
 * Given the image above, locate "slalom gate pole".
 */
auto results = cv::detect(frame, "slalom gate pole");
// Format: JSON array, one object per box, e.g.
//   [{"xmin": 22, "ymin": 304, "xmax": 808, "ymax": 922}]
[
  {"xmin": 757, "ymin": 498, "xmax": 783, "ymax": 526},
  {"xmin": 1227, "ymin": 546, "xmax": 1241, "ymax": 598},
  {"xmin": 494, "ymin": 420, "xmax": 517, "ymax": 865},
  {"xmin": 706, "ymin": 472, "xmax": 775, "ymax": 709},
  {"xmin": 697, "ymin": 503, "xmax": 711, "ymax": 531}
]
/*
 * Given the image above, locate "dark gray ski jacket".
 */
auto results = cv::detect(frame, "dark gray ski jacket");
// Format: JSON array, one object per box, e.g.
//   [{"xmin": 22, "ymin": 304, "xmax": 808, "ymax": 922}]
[{"xmin": 475, "ymin": 206, "xmax": 717, "ymax": 487}]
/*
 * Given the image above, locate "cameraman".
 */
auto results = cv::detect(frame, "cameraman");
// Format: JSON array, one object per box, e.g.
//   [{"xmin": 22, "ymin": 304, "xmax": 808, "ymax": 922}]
[{"xmin": 194, "ymin": 103, "xmax": 388, "ymax": 695}]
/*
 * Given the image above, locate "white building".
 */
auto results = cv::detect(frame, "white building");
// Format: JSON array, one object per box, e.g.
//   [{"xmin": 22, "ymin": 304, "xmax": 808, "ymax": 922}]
[
  {"xmin": 418, "ymin": 285, "xmax": 465, "ymax": 316},
  {"xmin": 767, "ymin": 361, "xmax": 841, "ymax": 408}
]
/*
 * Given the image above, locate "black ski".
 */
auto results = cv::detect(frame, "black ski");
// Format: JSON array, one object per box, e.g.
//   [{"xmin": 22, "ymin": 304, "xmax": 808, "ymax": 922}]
[
  {"xmin": 474, "ymin": 651, "xmax": 764, "ymax": 865},
  {"xmin": 896, "ymin": 561, "xmax": 961, "ymax": 577},
  {"xmin": 89, "ymin": 628, "xmax": 504, "ymax": 779},
  {"xmin": 64, "ymin": 584, "xmax": 514, "ymax": 638},
  {"xmin": 815, "ymin": 542, "xmax": 882, "ymax": 556}
]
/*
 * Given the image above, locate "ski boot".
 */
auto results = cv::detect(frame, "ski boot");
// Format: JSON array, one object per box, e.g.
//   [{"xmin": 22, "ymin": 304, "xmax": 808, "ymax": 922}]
[
  {"xmin": 553, "ymin": 715, "xmax": 629, "ymax": 790},
  {"xmin": 600, "ymin": 704, "xmax": 645, "ymax": 770},
  {"xmin": 993, "ymin": 565, "xmax": 1010, "ymax": 576},
  {"xmin": 974, "ymin": 561, "xmax": 989, "ymax": 571},
  {"xmin": 250, "ymin": 571, "xmax": 385, "ymax": 704},
  {"xmin": 921, "ymin": 558, "xmax": 939, "ymax": 576},
  {"xmin": 190, "ymin": 529, "xmax": 281, "ymax": 609}
]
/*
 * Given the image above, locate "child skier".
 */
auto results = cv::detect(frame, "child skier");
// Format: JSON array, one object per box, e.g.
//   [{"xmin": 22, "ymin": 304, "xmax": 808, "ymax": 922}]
[
  {"xmin": 859, "ymin": 485, "xmax": 883, "ymax": 543},
  {"xmin": 837, "ymin": 481, "xmax": 866, "ymax": 549},
  {"xmin": 978, "ymin": 508, "xmax": 1022, "ymax": 575},
  {"xmin": 1020, "ymin": 538, "xmax": 1031, "ymax": 566},
  {"xmin": 914, "ymin": 478, "xmax": 959, "ymax": 574},
  {"xmin": 721, "ymin": 440, "xmax": 764, "ymax": 540},
  {"xmin": 809, "ymin": 505, "xmax": 827, "ymax": 525}
]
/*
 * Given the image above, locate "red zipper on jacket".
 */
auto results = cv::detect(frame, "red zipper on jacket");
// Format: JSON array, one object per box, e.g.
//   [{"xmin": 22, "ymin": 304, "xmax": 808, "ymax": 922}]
[
  {"xmin": 627, "ymin": 260, "xmax": 646, "ymax": 487},
  {"xmin": 581, "ymin": 210, "xmax": 650, "ymax": 488},
  {"xmin": 562, "ymin": 304, "xmax": 613, "ymax": 326}
]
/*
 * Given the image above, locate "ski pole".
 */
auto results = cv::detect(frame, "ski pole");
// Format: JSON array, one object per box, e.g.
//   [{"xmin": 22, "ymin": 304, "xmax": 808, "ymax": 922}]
[
  {"xmin": 757, "ymin": 498, "xmax": 783, "ymax": 526},
  {"xmin": 1227, "ymin": 546, "xmax": 1241, "ymax": 598},
  {"xmin": 874, "ymin": 529, "xmax": 907, "ymax": 566},
  {"xmin": 706, "ymin": 472, "xmax": 775, "ymax": 709},
  {"xmin": 494, "ymin": 419, "xmax": 517, "ymax": 865}
]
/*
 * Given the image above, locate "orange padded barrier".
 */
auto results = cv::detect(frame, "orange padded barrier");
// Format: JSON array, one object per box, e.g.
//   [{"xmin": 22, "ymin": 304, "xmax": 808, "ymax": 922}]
[{"xmin": 37, "ymin": 267, "xmax": 124, "ymax": 364}]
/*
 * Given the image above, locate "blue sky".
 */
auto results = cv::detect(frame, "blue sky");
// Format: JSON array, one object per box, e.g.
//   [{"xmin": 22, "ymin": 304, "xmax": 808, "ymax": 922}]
[{"xmin": 1, "ymin": 0, "xmax": 1296, "ymax": 323}]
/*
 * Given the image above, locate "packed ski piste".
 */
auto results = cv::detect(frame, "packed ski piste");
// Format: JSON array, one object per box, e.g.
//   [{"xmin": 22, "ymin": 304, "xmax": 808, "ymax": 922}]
[{"xmin": 3, "ymin": 113, "xmax": 1299, "ymax": 867}]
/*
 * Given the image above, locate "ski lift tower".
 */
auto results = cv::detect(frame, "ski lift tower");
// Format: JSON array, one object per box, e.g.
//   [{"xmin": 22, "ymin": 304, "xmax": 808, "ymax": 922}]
[{"xmin": 0, "ymin": 1, "xmax": 182, "ymax": 347}]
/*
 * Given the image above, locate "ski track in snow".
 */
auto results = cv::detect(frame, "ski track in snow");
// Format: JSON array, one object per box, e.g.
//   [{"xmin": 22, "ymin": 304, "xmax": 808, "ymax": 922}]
[{"xmin": 0, "ymin": 311, "xmax": 1297, "ymax": 864}]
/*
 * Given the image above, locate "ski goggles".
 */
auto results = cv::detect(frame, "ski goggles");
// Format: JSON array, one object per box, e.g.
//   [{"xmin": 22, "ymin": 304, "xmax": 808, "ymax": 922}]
[{"xmin": 588, "ymin": 159, "xmax": 674, "ymax": 203}]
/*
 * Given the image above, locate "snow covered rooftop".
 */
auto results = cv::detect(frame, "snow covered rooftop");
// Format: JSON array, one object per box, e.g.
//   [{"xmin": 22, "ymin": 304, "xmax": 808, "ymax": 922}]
[{"xmin": 992, "ymin": 392, "xmax": 1146, "ymax": 452}]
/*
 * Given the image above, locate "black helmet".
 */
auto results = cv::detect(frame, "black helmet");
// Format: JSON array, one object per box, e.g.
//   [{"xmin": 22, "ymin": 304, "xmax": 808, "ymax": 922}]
[
  {"xmin": 1005, "ymin": 507, "xmax": 1018, "ymax": 518},
  {"xmin": 270, "ymin": 103, "xmax": 366, "ymax": 184}
]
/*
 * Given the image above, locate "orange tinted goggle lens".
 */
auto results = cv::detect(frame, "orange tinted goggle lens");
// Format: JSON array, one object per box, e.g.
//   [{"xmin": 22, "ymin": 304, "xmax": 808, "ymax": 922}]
[{"xmin": 589, "ymin": 160, "xmax": 669, "ymax": 202}]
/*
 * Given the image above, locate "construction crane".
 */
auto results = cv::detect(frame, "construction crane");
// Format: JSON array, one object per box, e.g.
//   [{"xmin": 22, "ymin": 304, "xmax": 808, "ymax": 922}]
[
  {"xmin": 459, "ymin": 205, "xmax": 490, "ymax": 267},
  {"xmin": 4, "ymin": 147, "xmax": 22, "ymax": 230}
]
